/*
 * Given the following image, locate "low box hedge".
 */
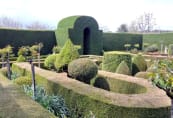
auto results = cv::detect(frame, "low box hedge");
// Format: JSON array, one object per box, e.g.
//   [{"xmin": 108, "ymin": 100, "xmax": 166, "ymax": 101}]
[{"xmin": 12, "ymin": 63, "xmax": 171, "ymax": 118}]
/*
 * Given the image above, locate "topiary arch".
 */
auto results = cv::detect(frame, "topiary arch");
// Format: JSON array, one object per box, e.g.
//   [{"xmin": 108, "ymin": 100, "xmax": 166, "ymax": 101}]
[{"xmin": 55, "ymin": 16, "xmax": 103, "ymax": 55}]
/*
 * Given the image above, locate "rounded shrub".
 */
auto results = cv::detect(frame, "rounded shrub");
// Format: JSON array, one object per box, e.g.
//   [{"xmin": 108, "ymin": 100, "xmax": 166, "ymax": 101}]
[
  {"xmin": 102, "ymin": 51, "xmax": 132, "ymax": 73},
  {"xmin": 55, "ymin": 39, "xmax": 79, "ymax": 72},
  {"xmin": 116, "ymin": 61, "xmax": 131, "ymax": 75},
  {"xmin": 68, "ymin": 58, "xmax": 98, "ymax": 84},
  {"xmin": 132, "ymin": 54, "xmax": 147, "ymax": 75},
  {"xmin": 44, "ymin": 54, "xmax": 57, "ymax": 69},
  {"xmin": 14, "ymin": 76, "xmax": 32, "ymax": 86},
  {"xmin": 135, "ymin": 72, "xmax": 149, "ymax": 79},
  {"xmin": 145, "ymin": 44, "xmax": 158, "ymax": 52},
  {"xmin": 16, "ymin": 55, "xmax": 26, "ymax": 62},
  {"xmin": 0, "ymin": 67, "xmax": 8, "ymax": 76}
]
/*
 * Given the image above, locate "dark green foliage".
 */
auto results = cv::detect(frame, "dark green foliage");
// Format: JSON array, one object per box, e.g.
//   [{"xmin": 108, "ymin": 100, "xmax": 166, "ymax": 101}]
[
  {"xmin": 0, "ymin": 28, "xmax": 56, "ymax": 56},
  {"xmin": 12, "ymin": 63, "xmax": 171, "ymax": 118},
  {"xmin": 68, "ymin": 58, "xmax": 98, "ymax": 84},
  {"xmin": 16, "ymin": 55, "xmax": 26, "ymax": 62},
  {"xmin": 14, "ymin": 76, "xmax": 32, "ymax": 86},
  {"xmin": 168, "ymin": 44, "xmax": 173, "ymax": 56},
  {"xmin": 91, "ymin": 76, "xmax": 110, "ymax": 91},
  {"xmin": 135, "ymin": 72, "xmax": 149, "ymax": 79},
  {"xmin": 103, "ymin": 33, "xmax": 143, "ymax": 51},
  {"xmin": 132, "ymin": 54, "xmax": 147, "ymax": 75},
  {"xmin": 23, "ymin": 85, "xmax": 70, "ymax": 118},
  {"xmin": 54, "ymin": 39, "xmax": 79, "ymax": 72},
  {"xmin": 116, "ymin": 61, "xmax": 131, "ymax": 75},
  {"xmin": 44, "ymin": 54, "xmax": 57, "ymax": 69},
  {"xmin": 143, "ymin": 33, "xmax": 173, "ymax": 50},
  {"xmin": 102, "ymin": 51, "xmax": 132, "ymax": 73},
  {"xmin": 55, "ymin": 16, "xmax": 103, "ymax": 55},
  {"xmin": 145, "ymin": 44, "xmax": 158, "ymax": 52}
]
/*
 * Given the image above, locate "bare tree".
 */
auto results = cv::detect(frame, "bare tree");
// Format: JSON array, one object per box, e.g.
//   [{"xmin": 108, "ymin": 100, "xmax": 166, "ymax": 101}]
[
  {"xmin": 0, "ymin": 16, "xmax": 23, "ymax": 29},
  {"xmin": 117, "ymin": 24, "xmax": 128, "ymax": 32},
  {"xmin": 128, "ymin": 21, "xmax": 138, "ymax": 32},
  {"xmin": 129, "ymin": 13, "xmax": 156, "ymax": 33},
  {"xmin": 26, "ymin": 21, "xmax": 52, "ymax": 30}
]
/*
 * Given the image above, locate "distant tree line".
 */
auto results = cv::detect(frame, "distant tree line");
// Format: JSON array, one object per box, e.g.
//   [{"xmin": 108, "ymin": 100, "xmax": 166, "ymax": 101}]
[
  {"xmin": 117, "ymin": 13, "xmax": 157, "ymax": 33},
  {"xmin": 0, "ymin": 16, "xmax": 54, "ymax": 30}
]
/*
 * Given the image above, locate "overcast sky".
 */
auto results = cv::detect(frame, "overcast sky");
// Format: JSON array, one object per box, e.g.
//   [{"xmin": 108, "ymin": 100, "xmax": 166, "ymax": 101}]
[{"xmin": 0, "ymin": 0, "xmax": 173, "ymax": 32}]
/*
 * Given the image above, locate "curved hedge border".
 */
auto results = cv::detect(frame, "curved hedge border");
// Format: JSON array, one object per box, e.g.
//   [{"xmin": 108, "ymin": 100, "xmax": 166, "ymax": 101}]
[{"xmin": 12, "ymin": 63, "xmax": 171, "ymax": 118}]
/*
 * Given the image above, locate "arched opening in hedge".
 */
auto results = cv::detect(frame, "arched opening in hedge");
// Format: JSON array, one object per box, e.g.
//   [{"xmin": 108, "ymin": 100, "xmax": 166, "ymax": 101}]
[{"xmin": 83, "ymin": 27, "xmax": 90, "ymax": 54}]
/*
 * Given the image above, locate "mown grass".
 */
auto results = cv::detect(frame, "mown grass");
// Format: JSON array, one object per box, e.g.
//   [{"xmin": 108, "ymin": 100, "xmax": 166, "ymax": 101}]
[{"xmin": 0, "ymin": 72, "xmax": 56, "ymax": 118}]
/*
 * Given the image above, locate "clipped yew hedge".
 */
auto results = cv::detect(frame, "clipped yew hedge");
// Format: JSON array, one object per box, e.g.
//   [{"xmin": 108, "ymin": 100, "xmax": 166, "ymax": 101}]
[
  {"xmin": 102, "ymin": 51, "xmax": 132, "ymax": 73},
  {"xmin": 55, "ymin": 16, "xmax": 103, "ymax": 55},
  {"xmin": 0, "ymin": 28, "xmax": 56, "ymax": 56},
  {"xmin": 12, "ymin": 63, "xmax": 171, "ymax": 118},
  {"xmin": 103, "ymin": 33, "xmax": 143, "ymax": 51}
]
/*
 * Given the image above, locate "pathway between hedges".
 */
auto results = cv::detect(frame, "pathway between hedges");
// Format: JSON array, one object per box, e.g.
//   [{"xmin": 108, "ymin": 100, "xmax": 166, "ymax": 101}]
[{"xmin": 0, "ymin": 74, "xmax": 56, "ymax": 118}]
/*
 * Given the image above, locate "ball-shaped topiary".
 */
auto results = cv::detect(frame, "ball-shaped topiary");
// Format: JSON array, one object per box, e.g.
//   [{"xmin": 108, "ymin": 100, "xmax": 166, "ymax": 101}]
[
  {"xmin": 68, "ymin": 58, "xmax": 98, "ymax": 84},
  {"xmin": 132, "ymin": 54, "xmax": 147, "ymax": 75},
  {"xmin": 54, "ymin": 39, "xmax": 79, "ymax": 72},
  {"xmin": 16, "ymin": 55, "xmax": 26, "ymax": 62},
  {"xmin": 14, "ymin": 76, "xmax": 32, "ymax": 86},
  {"xmin": 44, "ymin": 54, "xmax": 57, "ymax": 69},
  {"xmin": 116, "ymin": 61, "xmax": 131, "ymax": 75}
]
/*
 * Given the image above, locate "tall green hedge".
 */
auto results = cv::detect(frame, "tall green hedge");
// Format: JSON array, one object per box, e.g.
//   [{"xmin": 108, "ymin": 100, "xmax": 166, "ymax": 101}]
[
  {"xmin": 102, "ymin": 51, "xmax": 132, "ymax": 73},
  {"xmin": 55, "ymin": 16, "xmax": 103, "ymax": 55},
  {"xmin": 0, "ymin": 28, "xmax": 56, "ymax": 55},
  {"xmin": 103, "ymin": 33, "xmax": 143, "ymax": 51},
  {"xmin": 143, "ymin": 33, "xmax": 173, "ymax": 50}
]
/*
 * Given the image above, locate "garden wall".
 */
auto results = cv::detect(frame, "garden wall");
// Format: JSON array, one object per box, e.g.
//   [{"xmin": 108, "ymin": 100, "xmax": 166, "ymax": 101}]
[
  {"xmin": 103, "ymin": 33, "xmax": 143, "ymax": 51},
  {"xmin": 12, "ymin": 62, "xmax": 171, "ymax": 118},
  {"xmin": 0, "ymin": 28, "xmax": 56, "ymax": 55}
]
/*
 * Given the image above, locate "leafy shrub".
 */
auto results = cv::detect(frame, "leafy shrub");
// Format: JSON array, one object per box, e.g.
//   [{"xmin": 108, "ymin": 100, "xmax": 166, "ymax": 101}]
[
  {"xmin": 14, "ymin": 76, "xmax": 32, "ymax": 86},
  {"xmin": 16, "ymin": 55, "xmax": 26, "ymax": 62},
  {"xmin": 0, "ymin": 67, "xmax": 8, "ymax": 76},
  {"xmin": 102, "ymin": 51, "xmax": 132, "ymax": 73},
  {"xmin": 145, "ymin": 44, "xmax": 158, "ymax": 52},
  {"xmin": 54, "ymin": 39, "xmax": 79, "ymax": 72},
  {"xmin": 135, "ymin": 72, "xmax": 149, "ymax": 79},
  {"xmin": 68, "ymin": 58, "xmax": 98, "ymax": 84},
  {"xmin": 23, "ymin": 85, "xmax": 70, "ymax": 118},
  {"xmin": 132, "ymin": 54, "xmax": 147, "ymax": 75},
  {"xmin": 168, "ymin": 44, "xmax": 173, "ymax": 56},
  {"xmin": 44, "ymin": 54, "xmax": 57, "ymax": 69},
  {"xmin": 116, "ymin": 61, "xmax": 131, "ymax": 75},
  {"xmin": 52, "ymin": 46, "xmax": 61, "ymax": 54}
]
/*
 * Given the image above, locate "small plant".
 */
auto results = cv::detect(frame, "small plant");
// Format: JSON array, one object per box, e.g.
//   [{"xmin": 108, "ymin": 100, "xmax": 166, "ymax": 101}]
[
  {"xmin": 23, "ymin": 85, "xmax": 70, "ymax": 118},
  {"xmin": 124, "ymin": 44, "xmax": 131, "ymax": 51},
  {"xmin": 145, "ymin": 44, "xmax": 158, "ymax": 52},
  {"xmin": 44, "ymin": 54, "xmax": 57, "ymax": 69},
  {"xmin": 68, "ymin": 58, "xmax": 98, "ymax": 84},
  {"xmin": 52, "ymin": 46, "xmax": 61, "ymax": 54},
  {"xmin": 14, "ymin": 76, "xmax": 32, "ymax": 86},
  {"xmin": 16, "ymin": 55, "xmax": 26, "ymax": 62}
]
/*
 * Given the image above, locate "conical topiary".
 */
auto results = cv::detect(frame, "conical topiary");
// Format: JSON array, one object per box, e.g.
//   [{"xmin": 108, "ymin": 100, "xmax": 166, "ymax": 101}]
[
  {"xmin": 116, "ymin": 61, "xmax": 131, "ymax": 75},
  {"xmin": 132, "ymin": 54, "xmax": 147, "ymax": 75},
  {"xmin": 54, "ymin": 39, "xmax": 79, "ymax": 72}
]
